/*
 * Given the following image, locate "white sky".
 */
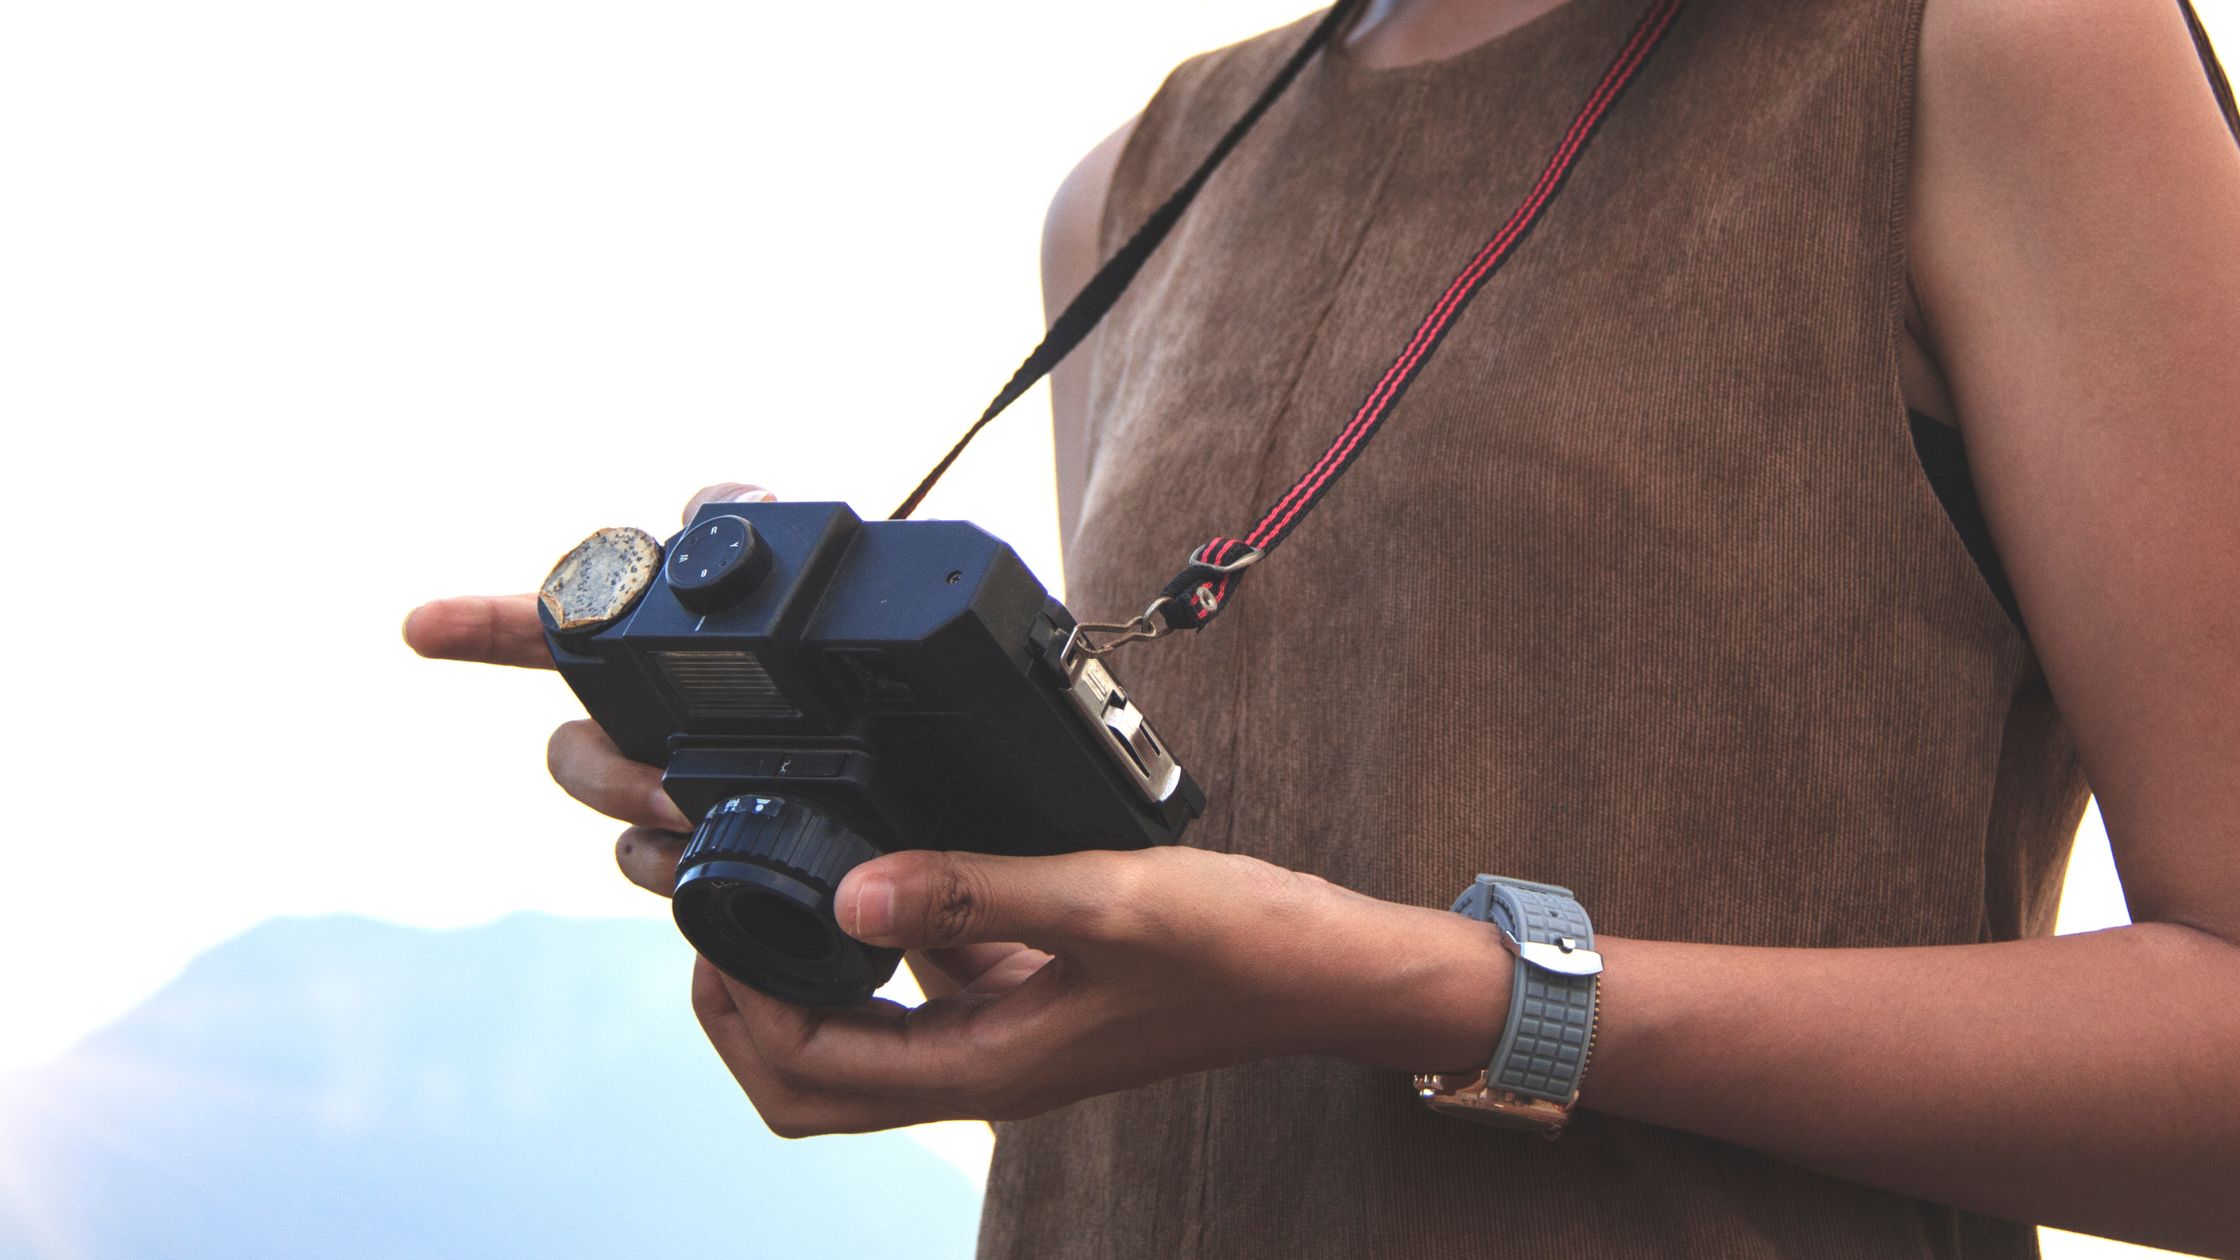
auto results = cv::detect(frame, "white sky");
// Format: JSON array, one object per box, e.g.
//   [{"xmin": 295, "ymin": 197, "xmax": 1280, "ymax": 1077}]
[
  {"xmin": 0, "ymin": 0, "xmax": 1322, "ymax": 1072},
  {"xmin": 2, "ymin": 3, "xmax": 2231, "ymax": 1255}
]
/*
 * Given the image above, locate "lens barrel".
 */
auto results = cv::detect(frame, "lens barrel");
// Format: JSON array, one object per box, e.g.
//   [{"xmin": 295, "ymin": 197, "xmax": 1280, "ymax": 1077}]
[{"xmin": 671, "ymin": 796, "xmax": 899, "ymax": 1007}]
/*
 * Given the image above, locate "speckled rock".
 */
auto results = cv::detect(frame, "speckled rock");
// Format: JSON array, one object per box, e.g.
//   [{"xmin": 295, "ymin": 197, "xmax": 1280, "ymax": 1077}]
[{"xmin": 539, "ymin": 527, "xmax": 662, "ymax": 633}]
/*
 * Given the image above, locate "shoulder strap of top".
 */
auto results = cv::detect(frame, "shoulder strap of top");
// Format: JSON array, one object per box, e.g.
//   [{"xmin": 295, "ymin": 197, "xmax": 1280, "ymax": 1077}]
[{"xmin": 2179, "ymin": 0, "xmax": 2239, "ymax": 141}]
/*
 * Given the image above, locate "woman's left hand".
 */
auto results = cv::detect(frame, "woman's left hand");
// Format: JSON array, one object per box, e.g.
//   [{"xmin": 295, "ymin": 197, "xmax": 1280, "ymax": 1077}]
[{"xmin": 690, "ymin": 846, "xmax": 1513, "ymax": 1136}]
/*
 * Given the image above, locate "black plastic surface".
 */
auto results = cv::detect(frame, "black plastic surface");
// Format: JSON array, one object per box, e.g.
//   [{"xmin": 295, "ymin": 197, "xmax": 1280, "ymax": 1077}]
[{"xmin": 541, "ymin": 500, "xmax": 1208, "ymax": 1004}]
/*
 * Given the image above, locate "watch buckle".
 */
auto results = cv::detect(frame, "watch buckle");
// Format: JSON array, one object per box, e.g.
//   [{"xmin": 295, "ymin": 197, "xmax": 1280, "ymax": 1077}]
[{"xmin": 1499, "ymin": 928, "xmax": 1604, "ymax": 977}]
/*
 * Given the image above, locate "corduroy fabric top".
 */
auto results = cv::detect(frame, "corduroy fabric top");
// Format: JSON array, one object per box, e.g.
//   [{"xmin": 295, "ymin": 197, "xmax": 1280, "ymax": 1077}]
[{"xmin": 977, "ymin": 1, "xmax": 2093, "ymax": 1256}]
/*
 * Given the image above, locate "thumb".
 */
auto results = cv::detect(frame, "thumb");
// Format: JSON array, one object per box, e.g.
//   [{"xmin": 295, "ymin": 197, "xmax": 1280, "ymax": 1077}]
[
  {"xmin": 835, "ymin": 850, "xmax": 1118, "ymax": 951},
  {"xmin": 682, "ymin": 481, "xmax": 776, "ymax": 525}
]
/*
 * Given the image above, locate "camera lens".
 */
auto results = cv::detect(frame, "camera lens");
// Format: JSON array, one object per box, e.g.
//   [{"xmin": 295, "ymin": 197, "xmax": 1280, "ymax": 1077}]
[
  {"xmin": 726, "ymin": 888, "xmax": 832, "ymax": 962},
  {"xmin": 671, "ymin": 796, "xmax": 899, "ymax": 1007}
]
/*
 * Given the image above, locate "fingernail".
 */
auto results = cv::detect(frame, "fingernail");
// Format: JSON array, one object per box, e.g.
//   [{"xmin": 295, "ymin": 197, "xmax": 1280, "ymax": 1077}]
[
  {"xmin": 848, "ymin": 876, "xmax": 897, "ymax": 943},
  {"xmin": 649, "ymin": 789, "xmax": 692, "ymax": 832},
  {"xmin": 739, "ymin": 488, "xmax": 775, "ymax": 503}
]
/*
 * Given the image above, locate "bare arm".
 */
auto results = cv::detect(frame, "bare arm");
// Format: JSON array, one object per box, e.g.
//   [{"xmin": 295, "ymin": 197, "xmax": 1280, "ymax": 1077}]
[
  {"xmin": 1580, "ymin": 0, "xmax": 2240, "ymax": 1251},
  {"xmin": 1043, "ymin": 115, "xmax": 1140, "ymax": 552}
]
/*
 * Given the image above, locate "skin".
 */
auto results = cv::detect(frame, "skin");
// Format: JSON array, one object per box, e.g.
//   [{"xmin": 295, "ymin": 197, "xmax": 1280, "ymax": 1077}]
[{"xmin": 406, "ymin": 0, "xmax": 2240, "ymax": 1252}]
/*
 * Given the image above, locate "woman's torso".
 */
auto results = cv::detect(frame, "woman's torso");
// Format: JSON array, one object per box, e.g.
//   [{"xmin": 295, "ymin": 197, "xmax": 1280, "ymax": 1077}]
[{"xmin": 980, "ymin": 1, "xmax": 2090, "ymax": 1255}]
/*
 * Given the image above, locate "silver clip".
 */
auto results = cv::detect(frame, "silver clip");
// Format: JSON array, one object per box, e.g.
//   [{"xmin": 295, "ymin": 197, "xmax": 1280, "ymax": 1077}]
[
  {"xmin": 1180, "ymin": 542, "xmax": 1264, "ymax": 620},
  {"xmin": 1188, "ymin": 541, "xmax": 1265, "ymax": 574},
  {"xmin": 1498, "ymin": 928, "xmax": 1605, "ymax": 977},
  {"xmin": 1060, "ymin": 595, "xmax": 1177, "ymax": 672},
  {"xmin": 1057, "ymin": 544, "xmax": 1266, "ymax": 671}
]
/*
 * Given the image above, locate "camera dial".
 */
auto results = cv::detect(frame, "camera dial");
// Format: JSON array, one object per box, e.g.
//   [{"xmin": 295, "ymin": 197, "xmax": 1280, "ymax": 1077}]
[
  {"xmin": 671, "ymin": 795, "xmax": 899, "ymax": 1007},
  {"xmin": 665, "ymin": 514, "xmax": 774, "ymax": 614}
]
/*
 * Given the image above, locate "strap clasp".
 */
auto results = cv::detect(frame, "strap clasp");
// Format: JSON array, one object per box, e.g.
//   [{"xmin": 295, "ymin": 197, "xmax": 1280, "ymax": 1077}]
[
  {"xmin": 1060, "ymin": 595, "xmax": 1179, "ymax": 671},
  {"xmin": 1061, "ymin": 540, "xmax": 1267, "ymax": 669}
]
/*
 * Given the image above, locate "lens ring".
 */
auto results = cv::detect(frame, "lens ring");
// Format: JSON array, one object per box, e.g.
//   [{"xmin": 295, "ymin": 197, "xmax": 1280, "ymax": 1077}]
[{"xmin": 670, "ymin": 797, "xmax": 899, "ymax": 1007}]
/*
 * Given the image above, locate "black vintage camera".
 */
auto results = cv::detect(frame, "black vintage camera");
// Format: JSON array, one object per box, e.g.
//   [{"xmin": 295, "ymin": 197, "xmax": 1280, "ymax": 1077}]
[{"xmin": 536, "ymin": 499, "xmax": 1204, "ymax": 1007}]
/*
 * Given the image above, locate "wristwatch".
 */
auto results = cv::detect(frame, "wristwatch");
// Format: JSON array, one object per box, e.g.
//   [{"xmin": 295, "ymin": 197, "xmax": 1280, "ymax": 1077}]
[{"xmin": 1414, "ymin": 875, "xmax": 1602, "ymax": 1134}]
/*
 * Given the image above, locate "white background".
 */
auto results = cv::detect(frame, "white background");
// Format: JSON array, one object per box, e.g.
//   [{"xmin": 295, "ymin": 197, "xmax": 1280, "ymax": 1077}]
[{"xmin": 1, "ymin": 2, "xmax": 2231, "ymax": 1255}]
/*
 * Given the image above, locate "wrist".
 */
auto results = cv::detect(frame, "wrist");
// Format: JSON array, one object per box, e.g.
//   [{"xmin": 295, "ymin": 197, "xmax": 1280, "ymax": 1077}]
[{"xmin": 1318, "ymin": 898, "xmax": 1514, "ymax": 1073}]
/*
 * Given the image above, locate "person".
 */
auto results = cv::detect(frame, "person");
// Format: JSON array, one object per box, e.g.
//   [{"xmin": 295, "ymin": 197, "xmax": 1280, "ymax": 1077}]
[{"xmin": 406, "ymin": 0, "xmax": 2240, "ymax": 1255}]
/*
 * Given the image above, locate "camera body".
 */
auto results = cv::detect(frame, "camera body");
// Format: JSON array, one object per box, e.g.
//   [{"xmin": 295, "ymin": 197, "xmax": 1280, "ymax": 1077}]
[{"xmin": 539, "ymin": 500, "xmax": 1204, "ymax": 1005}]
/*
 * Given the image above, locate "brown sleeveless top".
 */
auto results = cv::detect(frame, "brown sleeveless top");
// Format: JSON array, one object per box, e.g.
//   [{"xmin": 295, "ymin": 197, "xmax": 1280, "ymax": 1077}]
[{"xmin": 979, "ymin": 2, "xmax": 2091, "ymax": 1256}]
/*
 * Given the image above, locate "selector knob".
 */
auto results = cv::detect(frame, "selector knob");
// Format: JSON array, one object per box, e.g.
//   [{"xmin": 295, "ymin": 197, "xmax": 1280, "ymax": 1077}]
[{"xmin": 666, "ymin": 514, "xmax": 774, "ymax": 614}]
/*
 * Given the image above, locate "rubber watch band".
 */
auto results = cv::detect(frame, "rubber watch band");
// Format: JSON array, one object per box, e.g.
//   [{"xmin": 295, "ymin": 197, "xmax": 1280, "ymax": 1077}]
[
  {"xmin": 1415, "ymin": 875, "xmax": 1601, "ymax": 1133},
  {"xmin": 1466, "ymin": 876, "xmax": 1599, "ymax": 1103}
]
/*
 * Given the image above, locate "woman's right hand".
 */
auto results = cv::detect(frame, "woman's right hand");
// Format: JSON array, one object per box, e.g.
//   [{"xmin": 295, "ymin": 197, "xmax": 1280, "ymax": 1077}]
[{"xmin": 401, "ymin": 481, "xmax": 774, "ymax": 897}]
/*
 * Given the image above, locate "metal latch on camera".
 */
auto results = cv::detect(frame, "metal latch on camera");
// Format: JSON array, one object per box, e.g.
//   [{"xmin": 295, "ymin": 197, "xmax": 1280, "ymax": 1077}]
[{"xmin": 1060, "ymin": 655, "xmax": 1186, "ymax": 807}]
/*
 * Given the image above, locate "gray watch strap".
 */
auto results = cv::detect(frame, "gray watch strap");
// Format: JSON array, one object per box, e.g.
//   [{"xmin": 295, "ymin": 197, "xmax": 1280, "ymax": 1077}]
[{"xmin": 1452, "ymin": 875, "xmax": 1599, "ymax": 1105}]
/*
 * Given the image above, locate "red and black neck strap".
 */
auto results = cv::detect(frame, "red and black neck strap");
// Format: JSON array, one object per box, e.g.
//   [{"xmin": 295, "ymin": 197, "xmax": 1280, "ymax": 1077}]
[
  {"xmin": 896, "ymin": 0, "xmax": 1690, "ymax": 636},
  {"xmin": 1158, "ymin": 0, "xmax": 1685, "ymax": 629}
]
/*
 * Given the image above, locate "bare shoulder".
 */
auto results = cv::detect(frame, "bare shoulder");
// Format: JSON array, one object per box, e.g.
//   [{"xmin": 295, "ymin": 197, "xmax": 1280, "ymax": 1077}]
[
  {"xmin": 1912, "ymin": 0, "xmax": 2234, "ymax": 194},
  {"xmin": 1044, "ymin": 115, "xmax": 1140, "ymax": 548},
  {"xmin": 1042, "ymin": 116, "xmax": 1142, "ymax": 321},
  {"xmin": 1907, "ymin": 0, "xmax": 2238, "ymax": 394},
  {"xmin": 1916, "ymin": 0, "xmax": 2221, "ymax": 80}
]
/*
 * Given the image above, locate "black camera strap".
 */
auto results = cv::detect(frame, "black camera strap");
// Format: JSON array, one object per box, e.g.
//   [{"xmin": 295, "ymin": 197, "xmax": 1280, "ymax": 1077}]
[
  {"xmin": 896, "ymin": 0, "xmax": 1688, "ymax": 651},
  {"xmin": 889, "ymin": 0, "xmax": 1369, "ymax": 524}
]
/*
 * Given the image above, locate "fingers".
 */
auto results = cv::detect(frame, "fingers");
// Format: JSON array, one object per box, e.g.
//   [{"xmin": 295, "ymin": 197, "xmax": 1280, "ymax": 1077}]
[
  {"xmin": 553, "ymin": 720, "xmax": 692, "ymax": 896},
  {"xmin": 682, "ymin": 482, "xmax": 775, "ymax": 526},
  {"xmin": 691, "ymin": 958, "xmax": 951, "ymax": 1137},
  {"xmin": 402, "ymin": 594, "xmax": 553, "ymax": 669},
  {"xmin": 836, "ymin": 849, "xmax": 1132, "ymax": 953},
  {"xmin": 547, "ymin": 720, "xmax": 691, "ymax": 830},
  {"xmin": 717, "ymin": 949, "xmax": 1070, "ymax": 1110},
  {"xmin": 615, "ymin": 826, "xmax": 690, "ymax": 897},
  {"xmin": 915, "ymin": 943, "xmax": 1052, "ymax": 995}
]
